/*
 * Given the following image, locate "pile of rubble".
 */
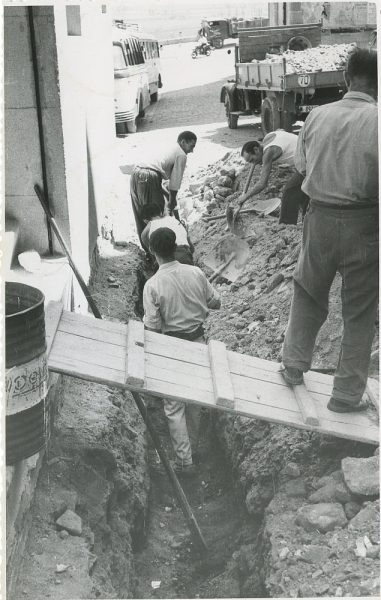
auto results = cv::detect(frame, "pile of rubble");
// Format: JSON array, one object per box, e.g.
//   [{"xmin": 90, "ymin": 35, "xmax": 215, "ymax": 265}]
[{"xmin": 178, "ymin": 150, "xmax": 245, "ymax": 225}]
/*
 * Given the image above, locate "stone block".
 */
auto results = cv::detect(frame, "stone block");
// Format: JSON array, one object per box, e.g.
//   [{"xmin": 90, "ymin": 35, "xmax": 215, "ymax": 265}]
[
  {"xmin": 342, "ymin": 456, "xmax": 379, "ymax": 496},
  {"xmin": 308, "ymin": 479, "xmax": 352, "ymax": 504},
  {"xmin": 295, "ymin": 503, "xmax": 348, "ymax": 533},
  {"xmin": 348, "ymin": 501, "xmax": 380, "ymax": 531},
  {"xmin": 300, "ymin": 544, "xmax": 330, "ymax": 564},
  {"xmin": 281, "ymin": 478, "xmax": 308, "ymax": 498},
  {"xmin": 56, "ymin": 509, "xmax": 82, "ymax": 536}
]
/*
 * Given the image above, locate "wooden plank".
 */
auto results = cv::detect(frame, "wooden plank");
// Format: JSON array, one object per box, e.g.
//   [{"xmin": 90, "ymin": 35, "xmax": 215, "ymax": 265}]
[
  {"xmin": 366, "ymin": 378, "xmax": 379, "ymax": 414},
  {"xmin": 45, "ymin": 301, "xmax": 64, "ymax": 356},
  {"xmin": 228, "ymin": 355, "xmax": 333, "ymax": 396},
  {"xmin": 48, "ymin": 354, "xmax": 125, "ymax": 387},
  {"xmin": 293, "ymin": 383, "xmax": 320, "ymax": 427},
  {"xmin": 235, "ymin": 398, "xmax": 379, "ymax": 445},
  {"xmin": 208, "ymin": 340, "xmax": 235, "ymax": 409},
  {"xmin": 232, "ymin": 374, "xmax": 376, "ymax": 429},
  {"xmin": 60, "ymin": 309, "xmax": 124, "ymax": 334},
  {"xmin": 145, "ymin": 334, "xmax": 209, "ymax": 367},
  {"xmin": 147, "ymin": 363, "xmax": 213, "ymax": 394},
  {"xmin": 125, "ymin": 320, "xmax": 145, "ymax": 387},
  {"xmin": 52, "ymin": 330, "xmax": 125, "ymax": 369},
  {"xmin": 147, "ymin": 352, "xmax": 211, "ymax": 382},
  {"xmin": 59, "ymin": 311, "xmax": 126, "ymax": 347},
  {"xmin": 229, "ymin": 352, "xmax": 333, "ymax": 386},
  {"xmin": 45, "ymin": 311, "xmax": 379, "ymax": 446}
]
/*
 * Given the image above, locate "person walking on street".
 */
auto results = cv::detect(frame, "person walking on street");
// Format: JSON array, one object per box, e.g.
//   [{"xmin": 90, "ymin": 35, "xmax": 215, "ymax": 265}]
[
  {"xmin": 130, "ymin": 131, "xmax": 197, "ymax": 252},
  {"xmin": 143, "ymin": 227, "xmax": 221, "ymax": 476},
  {"xmin": 234, "ymin": 129, "xmax": 309, "ymax": 225},
  {"xmin": 140, "ymin": 204, "xmax": 195, "ymax": 265},
  {"xmin": 280, "ymin": 48, "xmax": 378, "ymax": 413}
]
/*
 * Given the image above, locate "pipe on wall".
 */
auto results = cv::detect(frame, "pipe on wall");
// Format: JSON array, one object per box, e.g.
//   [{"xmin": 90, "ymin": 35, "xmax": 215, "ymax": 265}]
[{"xmin": 28, "ymin": 6, "xmax": 54, "ymax": 255}]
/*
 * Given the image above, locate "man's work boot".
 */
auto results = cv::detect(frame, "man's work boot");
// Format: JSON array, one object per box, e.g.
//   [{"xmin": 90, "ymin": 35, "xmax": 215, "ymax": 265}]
[
  {"xmin": 327, "ymin": 398, "xmax": 369, "ymax": 413},
  {"xmin": 279, "ymin": 364, "xmax": 304, "ymax": 386}
]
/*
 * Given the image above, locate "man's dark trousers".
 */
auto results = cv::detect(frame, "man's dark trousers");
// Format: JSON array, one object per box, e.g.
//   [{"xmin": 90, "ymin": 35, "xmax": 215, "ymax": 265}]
[
  {"xmin": 282, "ymin": 201, "xmax": 379, "ymax": 405},
  {"xmin": 130, "ymin": 167, "xmax": 165, "ymax": 252}
]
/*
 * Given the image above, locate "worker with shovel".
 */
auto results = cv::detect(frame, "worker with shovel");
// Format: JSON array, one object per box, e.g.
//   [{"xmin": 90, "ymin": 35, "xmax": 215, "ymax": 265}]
[
  {"xmin": 281, "ymin": 48, "xmax": 378, "ymax": 413},
  {"xmin": 130, "ymin": 131, "xmax": 197, "ymax": 254},
  {"xmin": 143, "ymin": 227, "xmax": 221, "ymax": 476},
  {"xmin": 233, "ymin": 130, "xmax": 309, "ymax": 225}
]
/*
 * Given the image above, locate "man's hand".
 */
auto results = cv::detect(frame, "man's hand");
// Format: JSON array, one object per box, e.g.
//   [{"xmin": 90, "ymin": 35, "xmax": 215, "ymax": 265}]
[{"xmin": 232, "ymin": 196, "xmax": 247, "ymax": 221}]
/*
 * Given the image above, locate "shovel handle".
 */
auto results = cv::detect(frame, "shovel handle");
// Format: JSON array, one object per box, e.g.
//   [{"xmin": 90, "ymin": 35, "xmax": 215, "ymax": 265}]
[
  {"xmin": 242, "ymin": 163, "xmax": 256, "ymax": 195},
  {"xmin": 230, "ymin": 163, "xmax": 257, "ymax": 226},
  {"xmin": 209, "ymin": 253, "xmax": 235, "ymax": 283},
  {"xmin": 34, "ymin": 184, "xmax": 102, "ymax": 319}
]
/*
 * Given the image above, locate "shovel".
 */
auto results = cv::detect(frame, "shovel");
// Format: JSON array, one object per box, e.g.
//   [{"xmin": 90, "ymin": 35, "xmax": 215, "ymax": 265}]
[
  {"xmin": 225, "ymin": 162, "xmax": 256, "ymax": 234},
  {"xmin": 206, "ymin": 234, "xmax": 251, "ymax": 283},
  {"xmin": 226, "ymin": 197, "xmax": 281, "ymax": 237}
]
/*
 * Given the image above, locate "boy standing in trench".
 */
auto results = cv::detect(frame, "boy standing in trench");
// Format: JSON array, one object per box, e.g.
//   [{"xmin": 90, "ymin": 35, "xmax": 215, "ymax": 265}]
[{"xmin": 143, "ymin": 227, "xmax": 221, "ymax": 476}]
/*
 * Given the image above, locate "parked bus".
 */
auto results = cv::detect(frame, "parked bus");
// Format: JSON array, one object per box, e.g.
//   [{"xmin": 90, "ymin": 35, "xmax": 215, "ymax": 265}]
[{"xmin": 113, "ymin": 23, "xmax": 162, "ymax": 134}]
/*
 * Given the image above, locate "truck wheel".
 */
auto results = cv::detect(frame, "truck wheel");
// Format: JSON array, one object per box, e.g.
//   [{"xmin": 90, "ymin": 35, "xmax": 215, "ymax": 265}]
[
  {"xmin": 205, "ymin": 48, "xmax": 211, "ymax": 56},
  {"xmin": 150, "ymin": 92, "xmax": 158, "ymax": 103},
  {"xmin": 225, "ymin": 96, "xmax": 238, "ymax": 129},
  {"xmin": 138, "ymin": 96, "xmax": 145, "ymax": 118},
  {"xmin": 214, "ymin": 37, "xmax": 223, "ymax": 49},
  {"xmin": 261, "ymin": 96, "xmax": 281, "ymax": 136}
]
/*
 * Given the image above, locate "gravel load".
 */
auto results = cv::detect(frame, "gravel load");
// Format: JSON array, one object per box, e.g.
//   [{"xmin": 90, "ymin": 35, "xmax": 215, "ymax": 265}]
[{"xmin": 251, "ymin": 43, "xmax": 357, "ymax": 74}]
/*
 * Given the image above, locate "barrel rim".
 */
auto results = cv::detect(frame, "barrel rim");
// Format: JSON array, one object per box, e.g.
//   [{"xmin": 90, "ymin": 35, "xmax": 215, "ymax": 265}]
[{"xmin": 5, "ymin": 282, "xmax": 45, "ymax": 319}]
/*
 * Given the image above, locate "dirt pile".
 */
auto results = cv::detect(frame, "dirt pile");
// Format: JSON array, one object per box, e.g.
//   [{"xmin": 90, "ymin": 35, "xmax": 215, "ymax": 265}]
[{"xmin": 181, "ymin": 150, "xmax": 380, "ymax": 597}]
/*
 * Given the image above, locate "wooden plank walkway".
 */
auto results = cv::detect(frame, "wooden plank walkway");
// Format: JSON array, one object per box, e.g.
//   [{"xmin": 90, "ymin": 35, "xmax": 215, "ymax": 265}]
[{"xmin": 46, "ymin": 303, "xmax": 379, "ymax": 445}]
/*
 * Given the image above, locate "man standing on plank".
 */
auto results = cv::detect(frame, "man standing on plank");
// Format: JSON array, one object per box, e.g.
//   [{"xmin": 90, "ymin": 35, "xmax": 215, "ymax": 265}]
[
  {"xmin": 143, "ymin": 227, "xmax": 221, "ymax": 476},
  {"xmin": 234, "ymin": 130, "xmax": 309, "ymax": 225},
  {"xmin": 280, "ymin": 48, "xmax": 378, "ymax": 413},
  {"xmin": 130, "ymin": 131, "xmax": 197, "ymax": 253}
]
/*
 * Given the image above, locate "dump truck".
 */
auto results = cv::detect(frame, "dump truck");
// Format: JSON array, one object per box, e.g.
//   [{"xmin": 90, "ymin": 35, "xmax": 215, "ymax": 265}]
[
  {"xmin": 220, "ymin": 23, "xmax": 356, "ymax": 135},
  {"xmin": 206, "ymin": 17, "xmax": 269, "ymax": 48}
]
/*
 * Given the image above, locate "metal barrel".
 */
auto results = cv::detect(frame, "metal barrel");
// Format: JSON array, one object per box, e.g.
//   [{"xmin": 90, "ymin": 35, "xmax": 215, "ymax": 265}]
[
  {"xmin": 5, "ymin": 282, "xmax": 49, "ymax": 465},
  {"xmin": 6, "ymin": 282, "xmax": 46, "ymax": 367}
]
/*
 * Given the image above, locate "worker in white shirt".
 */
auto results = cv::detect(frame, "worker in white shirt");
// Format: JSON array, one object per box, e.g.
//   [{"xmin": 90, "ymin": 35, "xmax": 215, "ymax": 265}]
[
  {"xmin": 140, "ymin": 204, "xmax": 194, "ymax": 265},
  {"xmin": 234, "ymin": 129, "xmax": 309, "ymax": 224},
  {"xmin": 130, "ymin": 131, "xmax": 197, "ymax": 253},
  {"xmin": 143, "ymin": 227, "xmax": 221, "ymax": 476}
]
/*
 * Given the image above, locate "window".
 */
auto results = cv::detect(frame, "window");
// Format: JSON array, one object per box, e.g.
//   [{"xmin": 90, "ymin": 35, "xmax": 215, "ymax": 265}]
[
  {"xmin": 66, "ymin": 5, "xmax": 81, "ymax": 36},
  {"xmin": 113, "ymin": 43, "xmax": 126, "ymax": 69},
  {"xmin": 124, "ymin": 38, "xmax": 134, "ymax": 65}
]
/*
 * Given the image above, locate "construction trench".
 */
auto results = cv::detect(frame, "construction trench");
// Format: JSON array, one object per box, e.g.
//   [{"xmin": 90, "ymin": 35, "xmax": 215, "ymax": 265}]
[{"xmin": 13, "ymin": 152, "xmax": 380, "ymax": 600}]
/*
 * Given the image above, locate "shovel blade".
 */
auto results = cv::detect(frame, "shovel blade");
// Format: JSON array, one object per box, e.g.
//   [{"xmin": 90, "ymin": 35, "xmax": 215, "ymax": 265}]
[{"xmin": 204, "ymin": 235, "xmax": 250, "ymax": 282}]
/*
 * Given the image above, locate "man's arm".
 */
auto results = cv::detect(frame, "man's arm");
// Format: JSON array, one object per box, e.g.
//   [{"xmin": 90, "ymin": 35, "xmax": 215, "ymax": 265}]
[
  {"xmin": 142, "ymin": 282, "xmax": 162, "ymax": 333},
  {"xmin": 238, "ymin": 146, "xmax": 282, "ymax": 208},
  {"xmin": 204, "ymin": 276, "xmax": 221, "ymax": 310},
  {"xmin": 141, "ymin": 223, "xmax": 151, "ymax": 252},
  {"xmin": 294, "ymin": 124, "xmax": 307, "ymax": 176},
  {"xmin": 168, "ymin": 154, "xmax": 187, "ymax": 218}
]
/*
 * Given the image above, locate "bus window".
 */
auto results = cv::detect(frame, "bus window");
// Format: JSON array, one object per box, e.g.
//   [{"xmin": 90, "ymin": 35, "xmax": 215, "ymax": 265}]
[
  {"xmin": 124, "ymin": 38, "xmax": 134, "ymax": 65},
  {"xmin": 141, "ymin": 41, "xmax": 147, "ymax": 60},
  {"xmin": 113, "ymin": 43, "xmax": 126, "ymax": 69}
]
